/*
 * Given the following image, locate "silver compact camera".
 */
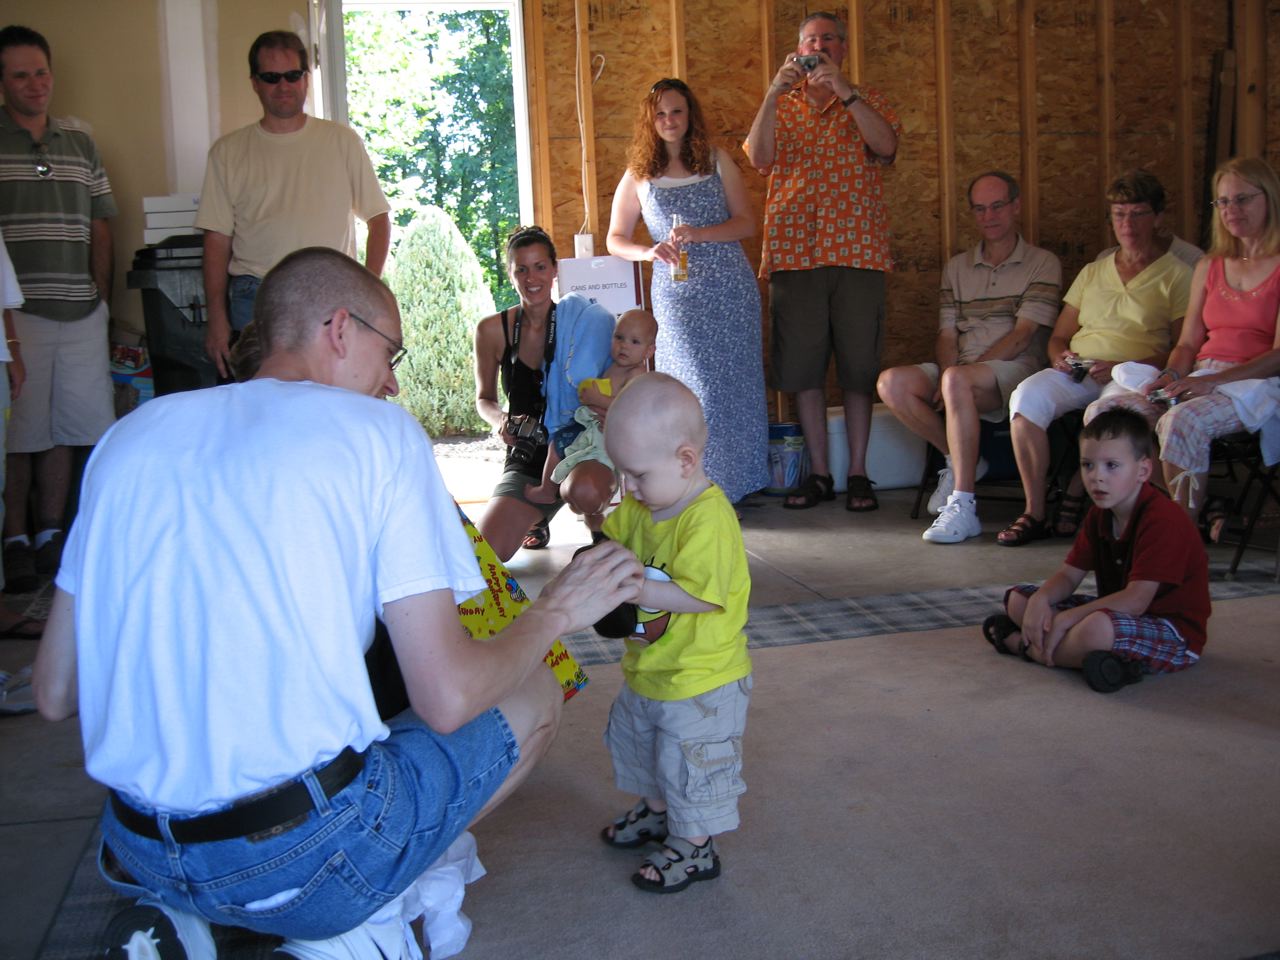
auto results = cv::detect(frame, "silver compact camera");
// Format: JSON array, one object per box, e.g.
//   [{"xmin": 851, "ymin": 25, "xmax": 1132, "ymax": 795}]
[
  {"xmin": 1066, "ymin": 358, "xmax": 1094, "ymax": 383},
  {"xmin": 1148, "ymin": 388, "xmax": 1179, "ymax": 408},
  {"xmin": 794, "ymin": 54, "xmax": 820, "ymax": 71},
  {"xmin": 505, "ymin": 414, "xmax": 548, "ymax": 467}
]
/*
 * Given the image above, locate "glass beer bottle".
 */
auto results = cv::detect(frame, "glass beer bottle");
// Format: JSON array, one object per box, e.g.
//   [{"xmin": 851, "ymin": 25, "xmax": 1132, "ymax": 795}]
[{"xmin": 671, "ymin": 213, "xmax": 689, "ymax": 282}]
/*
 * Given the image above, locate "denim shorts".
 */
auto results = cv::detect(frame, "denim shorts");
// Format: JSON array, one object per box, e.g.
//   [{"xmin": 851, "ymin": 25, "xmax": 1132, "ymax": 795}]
[{"xmin": 98, "ymin": 709, "xmax": 518, "ymax": 940}]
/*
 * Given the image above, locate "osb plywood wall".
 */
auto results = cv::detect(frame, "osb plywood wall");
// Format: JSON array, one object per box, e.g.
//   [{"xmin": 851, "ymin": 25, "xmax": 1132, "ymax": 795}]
[{"xmin": 525, "ymin": 0, "xmax": 1274, "ymax": 413}]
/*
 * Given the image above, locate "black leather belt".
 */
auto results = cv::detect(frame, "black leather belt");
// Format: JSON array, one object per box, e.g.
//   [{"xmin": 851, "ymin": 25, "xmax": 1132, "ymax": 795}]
[{"xmin": 109, "ymin": 747, "xmax": 365, "ymax": 845}]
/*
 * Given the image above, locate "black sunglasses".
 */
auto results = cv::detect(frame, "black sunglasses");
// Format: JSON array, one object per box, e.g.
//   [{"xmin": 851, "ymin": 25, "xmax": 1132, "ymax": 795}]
[
  {"xmin": 650, "ymin": 77, "xmax": 690, "ymax": 94},
  {"xmin": 256, "ymin": 69, "xmax": 306, "ymax": 85}
]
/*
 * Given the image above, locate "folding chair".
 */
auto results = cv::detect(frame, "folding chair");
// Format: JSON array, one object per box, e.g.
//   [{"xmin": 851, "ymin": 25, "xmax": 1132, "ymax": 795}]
[{"xmin": 1209, "ymin": 431, "xmax": 1280, "ymax": 581}]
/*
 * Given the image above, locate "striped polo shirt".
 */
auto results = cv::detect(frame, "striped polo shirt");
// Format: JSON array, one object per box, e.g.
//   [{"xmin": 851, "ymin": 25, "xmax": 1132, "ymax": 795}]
[
  {"xmin": 0, "ymin": 112, "xmax": 117, "ymax": 321},
  {"xmin": 939, "ymin": 236, "xmax": 1063, "ymax": 364}
]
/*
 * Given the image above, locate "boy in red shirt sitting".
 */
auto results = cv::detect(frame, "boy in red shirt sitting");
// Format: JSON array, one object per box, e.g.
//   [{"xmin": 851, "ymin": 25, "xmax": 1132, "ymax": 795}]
[{"xmin": 983, "ymin": 409, "xmax": 1211, "ymax": 692}]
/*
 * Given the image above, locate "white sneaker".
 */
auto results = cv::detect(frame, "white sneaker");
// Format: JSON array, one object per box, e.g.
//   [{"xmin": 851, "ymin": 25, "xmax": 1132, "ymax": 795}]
[
  {"xmin": 927, "ymin": 456, "xmax": 990, "ymax": 514},
  {"xmin": 103, "ymin": 900, "xmax": 215, "ymax": 960},
  {"xmin": 922, "ymin": 496, "xmax": 982, "ymax": 543}
]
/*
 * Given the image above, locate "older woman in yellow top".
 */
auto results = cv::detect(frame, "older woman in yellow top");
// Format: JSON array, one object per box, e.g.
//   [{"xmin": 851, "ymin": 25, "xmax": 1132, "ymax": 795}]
[{"xmin": 997, "ymin": 170, "xmax": 1193, "ymax": 545}]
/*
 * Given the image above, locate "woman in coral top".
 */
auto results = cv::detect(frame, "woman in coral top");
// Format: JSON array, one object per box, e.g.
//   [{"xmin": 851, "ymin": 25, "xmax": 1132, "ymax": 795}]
[{"xmin": 1087, "ymin": 156, "xmax": 1280, "ymax": 536}]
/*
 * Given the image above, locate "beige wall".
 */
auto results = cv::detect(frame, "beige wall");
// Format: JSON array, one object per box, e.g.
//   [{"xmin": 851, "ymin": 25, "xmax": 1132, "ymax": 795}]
[{"xmin": 2, "ymin": 0, "xmax": 304, "ymax": 333}]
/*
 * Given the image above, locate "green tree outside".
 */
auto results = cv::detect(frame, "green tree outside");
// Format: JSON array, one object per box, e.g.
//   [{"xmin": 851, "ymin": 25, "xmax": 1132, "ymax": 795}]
[{"xmin": 344, "ymin": 8, "xmax": 520, "ymax": 307}]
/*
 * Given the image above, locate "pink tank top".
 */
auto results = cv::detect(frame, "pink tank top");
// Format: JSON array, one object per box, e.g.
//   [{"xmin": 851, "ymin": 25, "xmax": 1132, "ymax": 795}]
[{"xmin": 1198, "ymin": 257, "xmax": 1280, "ymax": 364}]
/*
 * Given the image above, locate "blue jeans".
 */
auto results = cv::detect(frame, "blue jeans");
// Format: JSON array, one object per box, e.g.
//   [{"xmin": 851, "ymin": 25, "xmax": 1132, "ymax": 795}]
[
  {"xmin": 227, "ymin": 274, "xmax": 261, "ymax": 332},
  {"xmin": 98, "ymin": 709, "xmax": 518, "ymax": 939}
]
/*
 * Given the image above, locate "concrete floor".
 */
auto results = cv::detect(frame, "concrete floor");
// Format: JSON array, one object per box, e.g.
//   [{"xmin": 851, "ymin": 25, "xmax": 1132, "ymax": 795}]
[{"xmin": 0, "ymin": 453, "xmax": 1273, "ymax": 960}]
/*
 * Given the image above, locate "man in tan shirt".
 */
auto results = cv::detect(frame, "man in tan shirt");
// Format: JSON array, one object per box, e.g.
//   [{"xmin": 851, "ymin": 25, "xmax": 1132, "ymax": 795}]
[
  {"xmin": 196, "ymin": 30, "xmax": 390, "ymax": 378},
  {"xmin": 877, "ymin": 171, "xmax": 1062, "ymax": 543}
]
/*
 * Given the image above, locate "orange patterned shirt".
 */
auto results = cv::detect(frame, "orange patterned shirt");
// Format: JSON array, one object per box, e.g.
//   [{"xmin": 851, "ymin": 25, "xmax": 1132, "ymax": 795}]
[{"xmin": 756, "ymin": 83, "xmax": 901, "ymax": 277}]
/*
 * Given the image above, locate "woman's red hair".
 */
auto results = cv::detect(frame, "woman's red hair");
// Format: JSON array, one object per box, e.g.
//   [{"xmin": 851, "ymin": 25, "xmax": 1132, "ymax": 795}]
[{"xmin": 626, "ymin": 79, "xmax": 714, "ymax": 181}]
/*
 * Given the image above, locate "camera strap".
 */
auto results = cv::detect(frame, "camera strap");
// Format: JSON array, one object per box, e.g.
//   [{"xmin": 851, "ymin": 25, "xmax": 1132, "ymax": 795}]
[{"xmin": 512, "ymin": 303, "xmax": 557, "ymax": 423}]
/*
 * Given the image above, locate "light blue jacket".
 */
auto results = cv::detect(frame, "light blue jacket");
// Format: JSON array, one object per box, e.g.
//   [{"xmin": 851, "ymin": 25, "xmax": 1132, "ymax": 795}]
[{"xmin": 543, "ymin": 293, "xmax": 615, "ymax": 435}]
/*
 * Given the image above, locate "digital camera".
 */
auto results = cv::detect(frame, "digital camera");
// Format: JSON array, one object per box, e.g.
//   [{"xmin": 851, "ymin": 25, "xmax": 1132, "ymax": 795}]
[
  {"xmin": 1148, "ymin": 388, "xmax": 1179, "ymax": 407},
  {"xmin": 1066, "ymin": 358, "xmax": 1094, "ymax": 383},
  {"xmin": 795, "ymin": 54, "xmax": 820, "ymax": 71},
  {"xmin": 505, "ymin": 414, "xmax": 548, "ymax": 468}
]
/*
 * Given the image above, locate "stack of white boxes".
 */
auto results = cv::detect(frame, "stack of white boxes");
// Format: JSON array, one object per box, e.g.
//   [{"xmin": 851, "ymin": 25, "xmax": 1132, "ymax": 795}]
[{"xmin": 142, "ymin": 194, "xmax": 201, "ymax": 245}]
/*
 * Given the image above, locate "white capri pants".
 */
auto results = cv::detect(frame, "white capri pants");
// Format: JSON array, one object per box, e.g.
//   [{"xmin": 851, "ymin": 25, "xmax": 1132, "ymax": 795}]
[{"xmin": 1008, "ymin": 367, "xmax": 1103, "ymax": 430}]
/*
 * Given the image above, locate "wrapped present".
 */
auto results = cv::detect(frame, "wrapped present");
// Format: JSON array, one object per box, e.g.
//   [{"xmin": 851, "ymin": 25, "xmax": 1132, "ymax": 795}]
[{"xmin": 456, "ymin": 508, "xmax": 588, "ymax": 700}]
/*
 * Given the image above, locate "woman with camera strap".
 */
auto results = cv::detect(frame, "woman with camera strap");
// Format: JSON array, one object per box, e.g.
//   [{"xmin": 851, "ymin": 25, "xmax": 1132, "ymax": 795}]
[{"xmin": 475, "ymin": 226, "xmax": 617, "ymax": 561}]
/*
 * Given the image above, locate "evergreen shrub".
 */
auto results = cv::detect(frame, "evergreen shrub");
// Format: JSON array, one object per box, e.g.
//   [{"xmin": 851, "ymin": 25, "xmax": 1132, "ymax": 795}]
[{"xmin": 387, "ymin": 206, "xmax": 496, "ymax": 436}]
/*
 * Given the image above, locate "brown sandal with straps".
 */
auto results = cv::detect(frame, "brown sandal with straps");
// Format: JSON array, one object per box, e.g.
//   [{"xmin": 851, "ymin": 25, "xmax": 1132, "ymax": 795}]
[
  {"xmin": 783, "ymin": 473, "xmax": 835, "ymax": 510},
  {"xmin": 996, "ymin": 513, "xmax": 1050, "ymax": 547}
]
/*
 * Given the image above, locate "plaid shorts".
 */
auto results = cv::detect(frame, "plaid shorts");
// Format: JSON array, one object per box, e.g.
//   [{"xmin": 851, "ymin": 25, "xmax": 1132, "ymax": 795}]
[{"xmin": 1007, "ymin": 584, "xmax": 1199, "ymax": 674}]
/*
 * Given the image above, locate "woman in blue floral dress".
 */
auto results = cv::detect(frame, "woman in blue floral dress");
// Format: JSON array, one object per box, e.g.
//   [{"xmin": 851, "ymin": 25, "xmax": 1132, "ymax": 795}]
[{"xmin": 606, "ymin": 78, "xmax": 769, "ymax": 504}]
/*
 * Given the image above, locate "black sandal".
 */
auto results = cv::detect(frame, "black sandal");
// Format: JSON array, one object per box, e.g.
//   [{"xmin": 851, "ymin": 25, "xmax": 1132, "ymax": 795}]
[
  {"xmin": 783, "ymin": 473, "xmax": 835, "ymax": 510},
  {"xmin": 521, "ymin": 518, "xmax": 551, "ymax": 550},
  {"xmin": 1198, "ymin": 496, "xmax": 1230, "ymax": 544},
  {"xmin": 845, "ymin": 474, "xmax": 878, "ymax": 512},
  {"xmin": 982, "ymin": 614, "xmax": 1030, "ymax": 660},
  {"xmin": 1052, "ymin": 492, "xmax": 1087, "ymax": 538},
  {"xmin": 997, "ymin": 513, "xmax": 1050, "ymax": 547}
]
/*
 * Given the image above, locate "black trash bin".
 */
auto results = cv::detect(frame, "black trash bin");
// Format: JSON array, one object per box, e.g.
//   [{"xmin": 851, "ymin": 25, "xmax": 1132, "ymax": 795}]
[{"xmin": 127, "ymin": 235, "xmax": 218, "ymax": 395}]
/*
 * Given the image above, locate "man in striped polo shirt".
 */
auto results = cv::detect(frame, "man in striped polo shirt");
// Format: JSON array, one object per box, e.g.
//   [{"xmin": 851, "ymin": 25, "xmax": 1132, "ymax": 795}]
[
  {"xmin": 0, "ymin": 24, "xmax": 116, "ymax": 591},
  {"xmin": 877, "ymin": 171, "xmax": 1062, "ymax": 544}
]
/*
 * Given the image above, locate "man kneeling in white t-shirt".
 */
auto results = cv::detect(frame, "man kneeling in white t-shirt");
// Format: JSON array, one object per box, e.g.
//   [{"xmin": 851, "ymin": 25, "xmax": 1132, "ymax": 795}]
[{"xmin": 33, "ymin": 247, "xmax": 643, "ymax": 959}]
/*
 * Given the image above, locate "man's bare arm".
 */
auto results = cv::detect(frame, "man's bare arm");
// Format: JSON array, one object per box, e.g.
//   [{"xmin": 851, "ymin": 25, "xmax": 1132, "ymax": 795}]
[
  {"xmin": 364, "ymin": 213, "xmax": 391, "ymax": 278},
  {"xmin": 33, "ymin": 588, "xmax": 77, "ymax": 721}
]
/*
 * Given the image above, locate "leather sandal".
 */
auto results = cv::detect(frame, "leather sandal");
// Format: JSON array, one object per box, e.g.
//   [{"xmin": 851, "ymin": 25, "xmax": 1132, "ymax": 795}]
[
  {"xmin": 982, "ymin": 614, "xmax": 1031, "ymax": 661},
  {"xmin": 996, "ymin": 513, "xmax": 1050, "ymax": 547},
  {"xmin": 1198, "ymin": 496, "xmax": 1230, "ymax": 544},
  {"xmin": 845, "ymin": 474, "xmax": 878, "ymax": 512},
  {"xmin": 1052, "ymin": 492, "xmax": 1088, "ymax": 538},
  {"xmin": 783, "ymin": 473, "xmax": 835, "ymax": 510},
  {"xmin": 521, "ymin": 518, "xmax": 551, "ymax": 550}
]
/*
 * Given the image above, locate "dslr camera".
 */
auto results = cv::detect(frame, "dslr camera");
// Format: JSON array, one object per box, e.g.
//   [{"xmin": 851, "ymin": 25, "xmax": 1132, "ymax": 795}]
[
  {"xmin": 794, "ymin": 54, "xmax": 821, "ymax": 71},
  {"xmin": 1065, "ymin": 357, "xmax": 1094, "ymax": 383},
  {"xmin": 504, "ymin": 413, "xmax": 548, "ymax": 468}
]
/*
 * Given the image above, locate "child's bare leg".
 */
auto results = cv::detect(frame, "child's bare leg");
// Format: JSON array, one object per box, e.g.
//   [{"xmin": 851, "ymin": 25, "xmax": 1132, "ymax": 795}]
[
  {"xmin": 561, "ymin": 460, "xmax": 616, "ymax": 532},
  {"xmin": 1045, "ymin": 610, "xmax": 1115, "ymax": 669}
]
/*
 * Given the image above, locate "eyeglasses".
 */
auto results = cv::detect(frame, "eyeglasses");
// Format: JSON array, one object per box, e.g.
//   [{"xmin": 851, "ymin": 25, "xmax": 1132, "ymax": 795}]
[
  {"xmin": 326, "ymin": 313, "xmax": 407, "ymax": 369},
  {"xmin": 1210, "ymin": 192, "xmax": 1263, "ymax": 211},
  {"xmin": 1108, "ymin": 208, "xmax": 1154, "ymax": 223},
  {"xmin": 970, "ymin": 200, "xmax": 1012, "ymax": 216},
  {"xmin": 351, "ymin": 312, "xmax": 407, "ymax": 369},
  {"xmin": 256, "ymin": 69, "xmax": 306, "ymax": 85},
  {"xmin": 651, "ymin": 77, "xmax": 690, "ymax": 94},
  {"xmin": 31, "ymin": 142, "xmax": 52, "ymax": 179}
]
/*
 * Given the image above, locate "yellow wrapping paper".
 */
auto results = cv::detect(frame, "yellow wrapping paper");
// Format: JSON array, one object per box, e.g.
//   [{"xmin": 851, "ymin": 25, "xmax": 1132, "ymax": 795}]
[{"xmin": 455, "ymin": 508, "xmax": 588, "ymax": 700}]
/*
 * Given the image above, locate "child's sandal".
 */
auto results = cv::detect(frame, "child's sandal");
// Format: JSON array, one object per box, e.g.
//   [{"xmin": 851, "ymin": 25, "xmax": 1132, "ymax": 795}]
[
  {"xmin": 631, "ymin": 836, "xmax": 720, "ymax": 894},
  {"xmin": 600, "ymin": 801, "xmax": 668, "ymax": 849}
]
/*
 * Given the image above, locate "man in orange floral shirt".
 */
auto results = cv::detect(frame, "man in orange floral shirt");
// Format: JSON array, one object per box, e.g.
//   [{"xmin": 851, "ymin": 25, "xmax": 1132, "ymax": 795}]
[{"xmin": 746, "ymin": 10, "xmax": 901, "ymax": 511}]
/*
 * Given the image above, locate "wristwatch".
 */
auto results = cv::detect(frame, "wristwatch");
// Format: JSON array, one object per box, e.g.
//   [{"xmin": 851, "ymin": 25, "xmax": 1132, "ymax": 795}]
[{"xmin": 841, "ymin": 87, "xmax": 861, "ymax": 107}]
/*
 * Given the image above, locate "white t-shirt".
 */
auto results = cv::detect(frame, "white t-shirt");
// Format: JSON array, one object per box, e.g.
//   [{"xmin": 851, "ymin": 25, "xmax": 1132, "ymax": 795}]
[
  {"xmin": 195, "ymin": 116, "xmax": 391, "ymax": 279},
  {"xmin": 0, "ymin": 226, "xmax": 22, "ymax": 363},
  {"xmin": 57, "ymin": 379, "xmax": 485, "ymax": 812}
]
